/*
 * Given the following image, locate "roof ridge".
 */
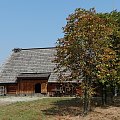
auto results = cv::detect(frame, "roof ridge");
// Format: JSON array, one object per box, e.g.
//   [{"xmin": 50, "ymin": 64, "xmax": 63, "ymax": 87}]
[
  {"xmin": 12, "ymin": 47, "xmax": 56, "ymax": 52},
  {"xmin": 22, "ymin": 47, "xmax": 55, "ymax": 50},
  {"xmin": 20, "ymin": 72, "xmax": 51, "ymax": 74}
]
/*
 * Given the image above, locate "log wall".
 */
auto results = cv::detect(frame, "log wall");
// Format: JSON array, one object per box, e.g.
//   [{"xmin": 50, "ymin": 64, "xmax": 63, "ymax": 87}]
[
  {"xmin": 7, "ymin": 84, "xmax": 18, "ymax": 94},
  {"xmin": 18, "ymin": 79, "xmax": 48, "ymax": 94},
  {"xmin": 6, "ymin": 79, "xmax": 48, "ymax": 95}
]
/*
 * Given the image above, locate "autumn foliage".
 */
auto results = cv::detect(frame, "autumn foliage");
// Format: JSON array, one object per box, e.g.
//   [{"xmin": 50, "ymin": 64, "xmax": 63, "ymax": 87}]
[{"xmin": 54, "ymin": 8, "xmax": 119, "ymax": 114}]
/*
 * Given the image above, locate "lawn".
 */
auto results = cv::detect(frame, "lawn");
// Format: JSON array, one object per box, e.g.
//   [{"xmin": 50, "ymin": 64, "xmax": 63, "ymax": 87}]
[
  {"xmin": 0, "ymin": 97, "xmax": 120, "ymax": 120},
  {"xmin": 0, "ymin": 97, "xmax": 81, "ymax": 120}
]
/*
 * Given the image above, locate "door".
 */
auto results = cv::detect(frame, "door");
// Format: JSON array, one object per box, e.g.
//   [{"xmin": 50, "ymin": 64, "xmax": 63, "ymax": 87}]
[{"xmin": 35, "ymin": 83, "xmax": 41, "ymax": 93}]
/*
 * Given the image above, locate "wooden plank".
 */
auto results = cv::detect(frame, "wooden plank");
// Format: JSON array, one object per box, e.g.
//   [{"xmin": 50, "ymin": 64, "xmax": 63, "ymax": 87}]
[
  {"xmin": 7, "ymin": 84, "xmax": 17, "ymax": 94},
  {"xmin": 41, "ymin": 83, "xmax": 47, "ymax": 93}
]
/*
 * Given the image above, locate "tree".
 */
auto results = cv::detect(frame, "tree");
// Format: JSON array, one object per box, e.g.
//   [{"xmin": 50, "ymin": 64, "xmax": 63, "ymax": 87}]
[
  {"xmin": 98, "ymin": 11, "xmax": 120, "ymax": 103},
  {"xmin": 54, "ymin": 8, "xmax": 117, "ymax": 115}
]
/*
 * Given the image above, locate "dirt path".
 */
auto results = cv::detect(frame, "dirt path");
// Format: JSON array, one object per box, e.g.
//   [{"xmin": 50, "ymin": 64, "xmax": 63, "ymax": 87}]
[
  {"xmin": 79, "ymin": 107, "xmax": 120, "ymax": 120},
  {"xmin": 0, "ymin": 96, "xmax": 42, "ymax": 106},
  {"xmin": 55, "ymin": 106, "xmax": 120, "ymax": 120}
]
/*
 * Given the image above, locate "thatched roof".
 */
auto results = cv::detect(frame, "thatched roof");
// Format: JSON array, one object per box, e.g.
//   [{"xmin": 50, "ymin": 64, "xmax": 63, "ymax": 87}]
[{"xmin": 0, "ymin": 47, "xmax": 58, "ymax": 83}]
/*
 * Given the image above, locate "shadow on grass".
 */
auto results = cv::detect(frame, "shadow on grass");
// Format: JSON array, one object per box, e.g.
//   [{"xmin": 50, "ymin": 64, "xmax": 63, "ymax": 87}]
[
  {"xmin": 42, "ymin": 97, "xmax": 120, "ymax": 117},
  {"xmin": 42, "ymin": 98, "xmax": 83, "ymax": 116}
]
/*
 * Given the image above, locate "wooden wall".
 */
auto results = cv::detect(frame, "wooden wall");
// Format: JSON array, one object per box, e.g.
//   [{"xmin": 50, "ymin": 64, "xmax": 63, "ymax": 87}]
[
  {"xmin": 6, "ymin": 82, "xmax": 78, "ymax": 96},
  {"xmin": 47, "ymin": 83, "xmax": 57, "ymax": 92},
  {"xmin": 7, "ymin": 84, "xmax": 18, "ymax": 94},
  {"xmin": 6, "ymin": 79, "xmax": 48, "ymax": 95},
  {"xmin": 18, "ymin": 79, "xmax": 48, "ymax": 94}
]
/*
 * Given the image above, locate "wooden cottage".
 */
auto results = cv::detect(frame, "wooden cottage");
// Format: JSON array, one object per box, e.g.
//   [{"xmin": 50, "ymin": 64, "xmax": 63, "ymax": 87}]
[{"xmin": 0, "ymin": 47, "xmax": 77, "ymax": 96}]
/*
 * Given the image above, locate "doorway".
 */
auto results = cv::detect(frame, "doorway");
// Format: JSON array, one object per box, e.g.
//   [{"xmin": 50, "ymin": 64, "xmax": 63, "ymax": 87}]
[{"xmin": 35, "ymin": 83, "xmax": 41, "ymax": 93}]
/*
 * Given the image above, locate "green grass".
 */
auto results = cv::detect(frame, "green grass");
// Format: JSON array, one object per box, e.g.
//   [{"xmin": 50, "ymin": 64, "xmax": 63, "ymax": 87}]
[{"xmin": 0, "ymin": 97, "xmax": 82, "ymax": 120}]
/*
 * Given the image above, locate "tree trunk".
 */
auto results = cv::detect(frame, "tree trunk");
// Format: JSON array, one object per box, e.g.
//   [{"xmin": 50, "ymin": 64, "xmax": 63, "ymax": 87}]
[
  {"xmin": 101, "ymin": 84, "xmax": 107, "ymax": 105},
  {"xmin": 83, "ymin": 87, "xmax": 88, "ymax": 115}
]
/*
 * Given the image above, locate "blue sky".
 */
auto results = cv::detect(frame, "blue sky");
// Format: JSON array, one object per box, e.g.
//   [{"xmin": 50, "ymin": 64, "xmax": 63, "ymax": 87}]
[{"xmin": 0, "ymin": 0, "xmax": 120, "ymax": 65}]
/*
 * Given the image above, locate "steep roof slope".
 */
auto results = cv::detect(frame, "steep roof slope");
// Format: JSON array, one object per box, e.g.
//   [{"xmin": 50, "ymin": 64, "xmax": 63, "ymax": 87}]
[{"xmin": 0, "ymin": 47, "xmax": 58, "ymax": 83}]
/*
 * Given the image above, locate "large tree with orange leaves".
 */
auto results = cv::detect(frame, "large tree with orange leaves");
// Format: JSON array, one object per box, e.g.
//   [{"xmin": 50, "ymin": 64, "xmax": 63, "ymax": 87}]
[{"xmin": 54, "ymin": 8, "xmax": 118, "ymax": 114}]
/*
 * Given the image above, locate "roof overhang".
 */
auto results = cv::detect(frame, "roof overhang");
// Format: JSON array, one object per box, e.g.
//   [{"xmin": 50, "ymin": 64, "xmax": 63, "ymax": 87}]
[{"xmin": 17, "ymin": 73, "xmax": 51, "ymax": 80}]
